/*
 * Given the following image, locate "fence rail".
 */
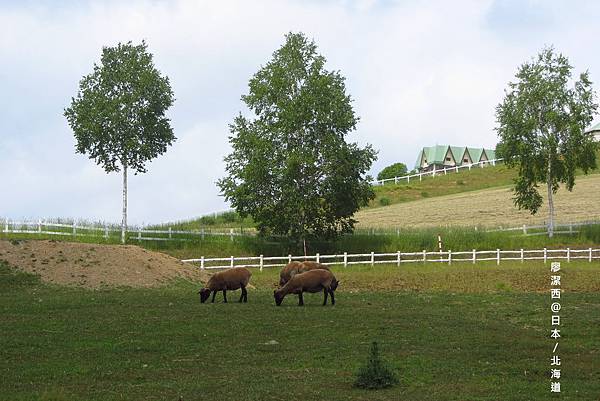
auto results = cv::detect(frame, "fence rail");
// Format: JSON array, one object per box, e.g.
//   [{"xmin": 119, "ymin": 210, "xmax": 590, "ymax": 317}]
[
  {"xmin": 1, "ymin": 219, "xmax": 247, "ymax": 242},
  {"xmin": 3, "ymin": 218, "xmax": 599, "ymax": 242},
  {"xmin": 372, "ymin": 158, "xmax": 503, "ymax": 186},
  {"xmin": 182, "ymin": 247, "xmax": 600, "ymax": 270}
]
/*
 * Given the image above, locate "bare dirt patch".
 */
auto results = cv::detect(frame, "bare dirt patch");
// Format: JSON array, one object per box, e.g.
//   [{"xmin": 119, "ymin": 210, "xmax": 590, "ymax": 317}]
[{"xmin": 0, "ymin": 239, "xmax": 208, "ymax": 288}]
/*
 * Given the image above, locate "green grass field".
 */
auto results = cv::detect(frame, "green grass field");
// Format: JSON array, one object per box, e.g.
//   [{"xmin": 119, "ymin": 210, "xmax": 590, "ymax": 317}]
[
  {"xmin": 371, "ymin": 163, "xmax": 516, "ymax": 208},
  {"xmin": 1, "ymin": 260, "xmax": 599, "ymax": 401},
  {"xmin": 4, "ymin": 224, "xmax": 600, "ymax": 260}
]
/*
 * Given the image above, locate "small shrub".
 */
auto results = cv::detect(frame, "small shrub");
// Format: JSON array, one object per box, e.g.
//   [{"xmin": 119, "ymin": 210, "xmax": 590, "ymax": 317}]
[
  {"xmin": 354, "ymin": 341, "xmax": 398, "ymax": 390},
  {"xmin": 420, "ymin": 191, "xmax": 430, "ymax": 198},
  {"xmin": 379, "ymin": 197, "xmax": 391, "ymax": 206}
]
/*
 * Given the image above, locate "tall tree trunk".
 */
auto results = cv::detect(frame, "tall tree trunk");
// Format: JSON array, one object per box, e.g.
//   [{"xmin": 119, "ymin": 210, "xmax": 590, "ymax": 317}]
[
  {"xmin": 547, "ymin": 159, "xmax": 554, "ymax": 238},
  {"xmin": 121, "ymin": 163, "xmax": 128, "ymax": 244}
]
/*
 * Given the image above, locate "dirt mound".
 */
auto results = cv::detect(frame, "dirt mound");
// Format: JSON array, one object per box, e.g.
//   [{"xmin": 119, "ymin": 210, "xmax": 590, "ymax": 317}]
[{"xmin": 0, "ymin": 239, "xmax": 209, "ymax": 289}]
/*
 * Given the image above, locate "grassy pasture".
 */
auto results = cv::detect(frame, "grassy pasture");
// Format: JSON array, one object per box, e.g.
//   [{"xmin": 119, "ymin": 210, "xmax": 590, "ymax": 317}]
[
  {"xmin": 371, "ymin": 163, "xmax": 516, "ymax": 207},
  {"xmin": 357, "ymin": 173, "xmax": 600, "ymax": 229},
  {"xmin": 4, "ymin": 223, "xmax": 600, "ymax": 260},
  {"xmin": 1, "ymin": 260, "xmax": 599, "ymax": 401}
]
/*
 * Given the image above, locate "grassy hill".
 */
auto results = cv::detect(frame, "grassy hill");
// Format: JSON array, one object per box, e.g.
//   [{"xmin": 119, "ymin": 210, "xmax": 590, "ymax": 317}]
[
  {"xmin": 357, "ymin": 173, "xmax": 600, "ymax": 229},
  {"xmin": 371, "ymin": 163, "xmax": 516, "ymax": 208}
]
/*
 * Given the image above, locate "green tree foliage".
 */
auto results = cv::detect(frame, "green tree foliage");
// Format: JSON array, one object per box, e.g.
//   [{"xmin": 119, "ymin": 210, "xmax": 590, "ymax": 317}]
[
  {"xmin": 496, "ymin": 47, "xmax": 597, "ymax": 237},
  {"xmin": 354, "ymin": 341, "xmax": 398, "ymax": 390},
  {"xmin": 64, "ymin": 41, "xmax": 175, "ymax": 243},
  {"xmin": 377, "ymin": 162, "xmax": 408, "ymax": 181},
  {"xmin": 218, "ymin": 33, "xmax": 376, "ymax": 248}
]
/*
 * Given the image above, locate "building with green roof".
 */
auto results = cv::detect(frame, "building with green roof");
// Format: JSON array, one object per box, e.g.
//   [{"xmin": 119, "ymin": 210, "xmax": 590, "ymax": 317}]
[{"xmin": 414, "ymin": 145, "xmax": 496, "ymax": 172}]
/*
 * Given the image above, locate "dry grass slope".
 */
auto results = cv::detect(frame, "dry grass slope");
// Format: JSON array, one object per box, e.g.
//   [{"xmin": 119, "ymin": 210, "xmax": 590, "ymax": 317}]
[{"xmin": 356, "ymin": 174, "xmax": 600, "ymax": 228}]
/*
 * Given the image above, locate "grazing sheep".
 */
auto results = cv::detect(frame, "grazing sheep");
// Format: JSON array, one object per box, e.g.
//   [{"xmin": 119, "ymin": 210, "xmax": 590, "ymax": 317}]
[
  {"xmin": 199, "ymin": 267, "xmax": 252, "ymax": 303},
  {"xmin": 274, "ymin": 269, "xmax": 339, "ymax": 306},
  {"xmin": 279, "ymin": 260, "xmax": 331, "ymax": 286}
]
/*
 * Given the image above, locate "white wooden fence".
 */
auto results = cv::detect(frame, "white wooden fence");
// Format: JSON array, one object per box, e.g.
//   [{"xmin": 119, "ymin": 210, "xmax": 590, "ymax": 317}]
[
  {"xmin": 353, "ymin": 221, "xmax": 599, "ymax": 237},
  {"xmin": 182, "ymin": 247, "xmax": 600, "ymax": 270},
  {"xmin": 372, "ymin": 158, "xmax": 503, "ymax": 186},
  {"xmin": 1, "ymin": 219, "xmax": 246, "ymax": 241},
  {"xmin": 486, "ymin": 221, "xmax": 599, "ymax": 236}
]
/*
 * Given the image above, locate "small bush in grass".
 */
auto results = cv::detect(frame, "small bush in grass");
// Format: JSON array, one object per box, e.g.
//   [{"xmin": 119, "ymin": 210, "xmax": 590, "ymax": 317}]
[
  {"xmin": 354, "ymin": 341, "xmax": 398, "ymax": 389},
  {"xmin": 379, "ymin": 197, "xmax": 391, "ymax": 206}
]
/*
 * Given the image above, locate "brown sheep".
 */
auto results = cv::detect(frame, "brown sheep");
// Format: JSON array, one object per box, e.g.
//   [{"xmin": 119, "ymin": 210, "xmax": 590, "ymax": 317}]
[
  {"xmin": 199, "ymin": 267, "xmax": 252, "ymax": 303},
  {"xmin": 279, "ymin": 260, "xmax": 331, "ymax": 286},
  {"xmin": 274, "ymin": 269, "xmax": 339, "ymax": 306}
]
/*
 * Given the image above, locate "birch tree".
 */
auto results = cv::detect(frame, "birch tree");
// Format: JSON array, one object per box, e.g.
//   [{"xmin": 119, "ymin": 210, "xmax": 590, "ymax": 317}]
[
  {"xmin": 496, "ymin": 47, "xmax": 597, "ymax": 237},
  {"xmin": 218, "ymin": 32, "xmax": 376, "ymax": 253},
  {"xmin": 65, "ymin": 41, "xmax": 175, "ymax": 243}
]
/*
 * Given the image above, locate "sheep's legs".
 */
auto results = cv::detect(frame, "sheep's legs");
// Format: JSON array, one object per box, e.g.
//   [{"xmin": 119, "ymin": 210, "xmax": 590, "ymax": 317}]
[
  {"xmin": 222, "ymin": 290, "xmax": 228, "ymax": 303},
  {"xmin": 298, "ymin": 292, "xmax": 304, "ymax": 306},
  {"xmin": 322, "ymin": 288, "xmax": 329, "ymax": 306},
  {"xmin": 329, "ymin": 289, "xmax": 335, "ymax": 305},
  {"xmin": 239, "ymin": 285, "xmax": 248, "ymax": 303},
  {"xmin": 211, "ymin": 290, "xmax": 217, "ymax": 303}
]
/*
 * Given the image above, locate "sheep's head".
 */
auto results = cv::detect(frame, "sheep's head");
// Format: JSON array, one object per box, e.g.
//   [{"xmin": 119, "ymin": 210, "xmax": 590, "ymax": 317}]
[
  {"xmin": 199, "ymin": 288, "xmax": 211, "ymax": 303},
  {"xmin": 273, "ymin": 290, "xmax": 284, "ymax": 306}
]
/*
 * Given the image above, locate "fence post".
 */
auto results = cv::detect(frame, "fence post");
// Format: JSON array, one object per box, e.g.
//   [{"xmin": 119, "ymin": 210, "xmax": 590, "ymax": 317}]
[
  {"xmin": 230, "ymin": 228, "xmax": 234, "ymax": 242},
  {"xmin": 288, "ymin": 254, "xmax": 292, "ymax": 263},
  {"xmin": 469, "ymin": 164, "xmax": 472, "ymax": 171},
  {"xmin": 169, "ymin": 227, "xmax": 172, "ymax": 239},
  {"xmin": 38, "ymin": 219, "xmax": 41, "ymax": 233},
  {"xmin": 443, "ymin": 167, "xmax": 447, "ymax": 175},
  {"xmin": 259, "ymin": 255, "xmax": 264, "ymax": 272},
  {"xmin": 394, "ymin": 177, "xmax": 398, "ymax": 184},
  {"xmin": 200, "ymin": 256, "xmax": 205, "ymax": 270},
  {"xmin": 448, "ymin": 250, "xmax": 452, "ymax": 265},
  {"xmin": 522, "ymin": 224, "xmax": 527, "ymax": 235},
  {"xmin": 422, "ymin": 249, "xmax": 426, "ymax": 263},
  {"xmin": 344, "ymin": 252, "xmax": 348, "ymax": 267},
  {"xmin": 397, "ymin": 251, "xmax": 401, "ymax": 267},
  {"xmin": 472, "ymin": 249, "xmax": 476, "ymax": 264},
  {"xmin": 230, "ymin": 256, "xmax": 234, "ymax": 268},
  {"xmin": 4, "ymin": 218, "xmax": 8, "ymax": 233},
  {"xmin": 497, "ymin": 249, "xmax": 500, "ymax": 265},
  {"xmin": 72, "ymin": 222, "xmax": 76, "ymax": 236},
  {"xmin": 407, "ymin": 175, "xmax": 410, "ymax": 183},
  {"xmin": 566, "ymin": 248, "xmax": 570, "ymax": 263},
  {"xmin": 370, "ymin": 252, "xmax": 374, "ymax": 266},
  {"xmin": 138, "ymin": 229, "xmax": 141, "ymax": 242},
  {"xmin": 543, "ymin": 248, "xmax": 547, "ymax": 264},
  {"xmin": 316, "ymin": 253, "xmax": 320, "ymax": 263},
  {"xmin": 590, "ymin": 248, "xmax": 593, "ymax": 262},
  {"xmin": 201, "ymin": 228, "xmax": 205, "ymax": 240},
  {"xmin": 521, "ymin": 248, "xmax": 524, "ymax": 263},
  {"xmin": 419, "ymin": 173, "xmax": 422, "ymax": 182}
]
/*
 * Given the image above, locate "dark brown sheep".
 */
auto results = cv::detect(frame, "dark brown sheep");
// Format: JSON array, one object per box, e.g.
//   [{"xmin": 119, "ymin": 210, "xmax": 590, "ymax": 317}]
[
  {"xmin": 274, "ymin": 269, "xmax": 339, "ymax": 306},
  {"xmin": 279, "ymin": 260, "xmax": 330, "ymax": 286},
  {"xmin": 199, "ymin": 267, "xmax": 252, "ymax": 303}
]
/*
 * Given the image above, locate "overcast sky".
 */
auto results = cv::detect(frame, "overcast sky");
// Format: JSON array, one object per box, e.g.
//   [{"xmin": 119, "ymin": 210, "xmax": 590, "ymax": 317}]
[{"xmin": 2, "ymin": 0, "xmax": 600, "ymax": 225}]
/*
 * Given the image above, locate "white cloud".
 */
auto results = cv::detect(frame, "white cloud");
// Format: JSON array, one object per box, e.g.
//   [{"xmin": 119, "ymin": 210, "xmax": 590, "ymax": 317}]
[{"xmin": 2, "ymin": 0, "xmax": 600, "ymax": 224}]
